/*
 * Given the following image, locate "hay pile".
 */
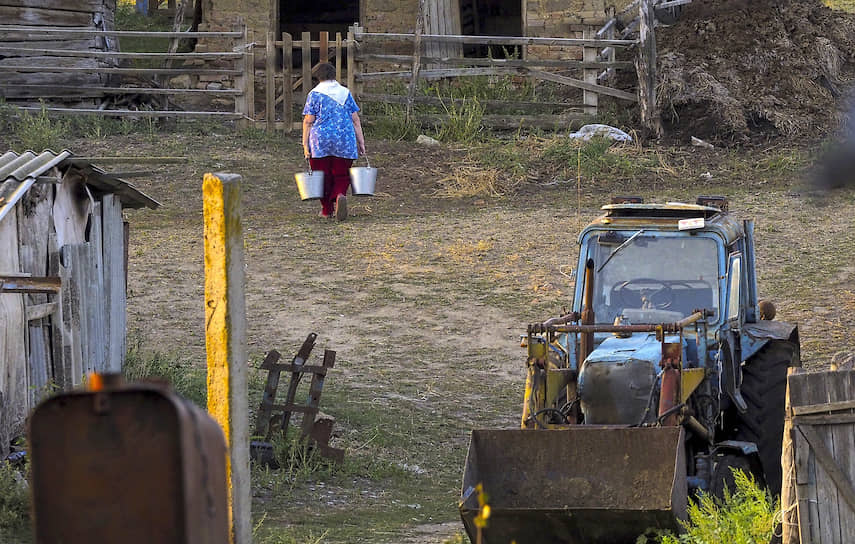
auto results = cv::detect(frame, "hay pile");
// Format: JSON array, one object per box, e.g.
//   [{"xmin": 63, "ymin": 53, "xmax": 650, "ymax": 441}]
[{"xmin": 656, "ymin": 0, "xmax": 855, "ymax": 143}]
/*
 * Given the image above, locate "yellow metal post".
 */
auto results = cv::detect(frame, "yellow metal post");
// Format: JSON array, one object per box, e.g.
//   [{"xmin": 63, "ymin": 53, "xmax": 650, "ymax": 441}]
[{"xmin": 203, "ymin": 172, "xmax": 250, "ymax": 544}]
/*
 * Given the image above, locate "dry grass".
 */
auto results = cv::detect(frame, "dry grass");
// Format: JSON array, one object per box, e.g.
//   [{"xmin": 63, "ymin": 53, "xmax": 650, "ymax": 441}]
[
  {"xmin": 431, "ymin": 162, "xmax": 517, "ymax": 198},
  {"xmin": 28, "ymin": 126, "xmax": 853, "ymax": 544}
]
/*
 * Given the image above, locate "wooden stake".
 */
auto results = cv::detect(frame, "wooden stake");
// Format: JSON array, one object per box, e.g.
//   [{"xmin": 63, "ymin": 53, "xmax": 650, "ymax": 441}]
[
  {"xmin": 266, "ymin": 31, "xmax": 275, "ymax": 131},
  {"xmin": 302, "ymin": 32, "xmax": 312, "ymax": 103},
  {"xmin": 406, "ymin": 0, "xmax": 426, "ymax": 123},
  {"xmin": 203, "ymin": 173, "xmax": 250, "ymax": 544},
  {"xmin": 582, "ymin": 28, "xmax": 598, "ymax": 116},
  {"xmin": 347, "ymin": 28, "xmax": 355, "ymax": 92},
  {"xmin": 782, "ymin": 366, "xmax": 801, "ymax": 544},
  {"xmin": 282, "ymin": 32, "xmax": 293, "ymax": 132},
  {"xmin": 635, "ymin": 0, "xmax": 661, "ymax": 138}
]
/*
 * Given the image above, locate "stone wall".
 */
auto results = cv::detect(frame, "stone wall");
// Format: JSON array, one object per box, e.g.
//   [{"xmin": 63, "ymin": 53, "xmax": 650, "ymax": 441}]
[
  {"xmin": 199, "ymin": 0, "xmax": 635, "ymax": 41},
  {"xmin": 525, "ymin": 0, "xmax": 635, "ymax": 59},
  {"xmin": 363, "ymin": 0, "xmax": 419, "ymax": 34}
]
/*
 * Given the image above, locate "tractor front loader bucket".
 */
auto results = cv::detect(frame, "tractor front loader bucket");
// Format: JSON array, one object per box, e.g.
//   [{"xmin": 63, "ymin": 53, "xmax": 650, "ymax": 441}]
[{"xmin": 459, "ymin": 426, "xmax": 687, "ymax": 544}]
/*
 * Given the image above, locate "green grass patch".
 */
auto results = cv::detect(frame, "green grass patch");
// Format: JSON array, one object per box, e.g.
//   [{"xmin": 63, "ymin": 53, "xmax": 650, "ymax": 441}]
[
  {"xmin": 123, "ymin": 341, "xmax": 208, "ymax": 406},
  {"xmin": 0, "ymin": 460, "xmax": 30, "ymax": 543},
  {"xmin": 115, "ymin": 3, "xmax": 175, "ymax": 56}
]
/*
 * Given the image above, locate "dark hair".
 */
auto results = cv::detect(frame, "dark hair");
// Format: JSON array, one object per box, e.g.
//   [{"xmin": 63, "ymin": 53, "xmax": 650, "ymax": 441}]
[{"xmin": 315, "ymin": 63, "xmax": 336, "ymax": 82}]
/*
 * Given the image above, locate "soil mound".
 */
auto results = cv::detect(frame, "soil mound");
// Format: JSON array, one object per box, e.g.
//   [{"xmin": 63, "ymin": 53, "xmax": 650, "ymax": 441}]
[{"xmin": 656, "ymin": 0, "xmax": 855, "ymax": 143}]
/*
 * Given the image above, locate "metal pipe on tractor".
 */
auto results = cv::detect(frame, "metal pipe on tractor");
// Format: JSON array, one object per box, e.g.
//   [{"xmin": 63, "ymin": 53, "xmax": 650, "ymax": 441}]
[{"xmin": 459, "ymin": 198, "xmax": 800, "ymax": 543}]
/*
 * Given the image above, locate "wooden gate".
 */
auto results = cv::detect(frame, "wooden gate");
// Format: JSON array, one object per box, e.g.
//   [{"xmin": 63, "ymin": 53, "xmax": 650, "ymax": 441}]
[{"xmin": 784, "ymin": 369, "xmax": 855, "ymax": 544}]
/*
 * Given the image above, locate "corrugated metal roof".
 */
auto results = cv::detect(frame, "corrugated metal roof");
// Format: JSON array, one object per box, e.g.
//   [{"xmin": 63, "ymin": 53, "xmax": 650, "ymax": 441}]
[{"xmin": 0, "ymin": 149, "xmax": 159, "ymax": 224}]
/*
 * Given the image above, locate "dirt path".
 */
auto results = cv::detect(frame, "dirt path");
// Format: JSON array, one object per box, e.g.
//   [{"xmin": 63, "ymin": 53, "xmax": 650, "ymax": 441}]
[{"xmin": 69, "ymin": 130, "xmax": 855, "ymax": 542}]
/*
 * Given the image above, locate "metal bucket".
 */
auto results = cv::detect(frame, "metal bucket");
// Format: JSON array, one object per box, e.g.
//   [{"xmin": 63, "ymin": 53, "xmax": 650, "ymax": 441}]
[
  {"xmin": 459, "ymin": 426, "xmax": 687, "ymax": 544},
  {"xmin": 349, "ymin": 155, "xmax": 377, "ymax": 196},
  {"xmin": 295, "ymin": 159, "xmax": 324, "ymax": 200}
]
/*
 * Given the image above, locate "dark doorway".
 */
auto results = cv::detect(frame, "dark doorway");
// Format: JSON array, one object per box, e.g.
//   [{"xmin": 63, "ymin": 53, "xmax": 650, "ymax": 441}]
[
  {"xmin": 459, "ymin": 0, "xmax": 522, "ymax": 58},
  {"xmin": 280, "ymin": 0, "xmax": 359, "ymax": 41}
]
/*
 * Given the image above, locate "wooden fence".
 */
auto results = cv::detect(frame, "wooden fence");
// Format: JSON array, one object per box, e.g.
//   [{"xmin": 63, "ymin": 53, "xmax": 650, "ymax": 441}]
[
  {"xmin": 258, "ymin": 24, "xmax": 641, "ymax": 132},
  {"xmin": 783, "ymin": 368, "xmax": 855, "ymax": 544},
  {"xmin": 0, "ymin": 24, "xmax": 252, "ymax": 123},
  {"xmin": 0, "ymin": 0, "xmax": 664, "ymax": 133}
]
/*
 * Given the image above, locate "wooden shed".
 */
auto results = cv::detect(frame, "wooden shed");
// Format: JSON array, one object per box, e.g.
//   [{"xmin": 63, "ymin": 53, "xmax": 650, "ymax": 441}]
[
  {"xmin": 0, "ymin": 150, "xmax": 158, "ymax": 456},
  {"xmin": 0, "ymin": 0, "xmax": 119, "ymax": 106}
]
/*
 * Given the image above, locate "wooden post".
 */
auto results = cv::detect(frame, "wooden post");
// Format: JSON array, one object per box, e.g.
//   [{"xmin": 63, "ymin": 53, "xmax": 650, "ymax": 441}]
[
  {"xmin": 782, "ymin": 366, "xmax": 802, "ymax": 544},
  {"xmin": 266, "ymin": 30, "xmax": 275, "ymax": 131},
  {"xmin": 346, "ymin": 28, "xmax": 356, "ymax": 92},
  {"xmin": 268, "ymin": 0, "xmax": 279, "ymax": 42},
  {"xmin": 353, "ymin": 24, "xmax": 364, "ymax": 98},
  {"xmin": 335, "ymin": 32, "xmax": 342, "ymax": 82},
  {"xmin": 282, "ymin": 32, "xmax": 293, "ymax": 132},
  {"xmin": 635, "ymin": 0, "xmax": 661, "ymax": 138},
  {"xmin": 246, "ymin": 29, "xmax": 256, "ymax": 126},
  {"xmin": 319, "ymin": 31, "xmax": 328, "ymax": 64},
  {"xmin": 582, "ymin": 28, "xmax": 598, "ymax": 116},
  {"xmin": 203, "ymin": 173, "xmax": 250, "ymax": 544},
  {"xmin": 406, "ymin": 0, "xmax": 426, "ymax": 123},
  {"xmin": 302, "ymin": 31, "xmax": 312, "ymax": 103},
  {"xmin": 235, "ymin": 22, "xmax": 249, "ymax": 128}
]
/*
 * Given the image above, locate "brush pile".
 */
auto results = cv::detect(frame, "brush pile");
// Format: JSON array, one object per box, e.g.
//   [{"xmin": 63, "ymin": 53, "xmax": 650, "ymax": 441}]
[{"xmin": 656, "ymin": 0, "xmax": 855, "ymax": 143}]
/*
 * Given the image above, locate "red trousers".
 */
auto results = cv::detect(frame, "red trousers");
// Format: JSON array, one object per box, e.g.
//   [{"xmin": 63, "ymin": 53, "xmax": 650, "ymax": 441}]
[{"xmin": 310, "ymin": 156, "xmax": 353, "ymax": 216}]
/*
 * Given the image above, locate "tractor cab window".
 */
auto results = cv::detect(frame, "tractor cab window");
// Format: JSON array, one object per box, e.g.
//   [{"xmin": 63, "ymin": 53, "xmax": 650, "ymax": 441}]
[{"xmin": 589, "ymin": 232, "xmax": 720, "ymax": 324}]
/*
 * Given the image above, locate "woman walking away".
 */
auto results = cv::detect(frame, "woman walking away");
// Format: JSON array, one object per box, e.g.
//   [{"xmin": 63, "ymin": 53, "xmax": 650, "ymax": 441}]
[{"xmin": 302, "ymin": 63, "xmax": 366, "ymax": 221}]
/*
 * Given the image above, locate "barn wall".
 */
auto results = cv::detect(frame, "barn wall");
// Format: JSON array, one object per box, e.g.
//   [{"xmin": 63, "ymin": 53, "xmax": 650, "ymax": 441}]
[
  {"xmin": 0, "ymin": 0, "xmax": 119, "ymax": 104},
  {"xmin": 525, "ymin": 0, "xmax": 634, "ymax": 59},
  {"xmin": 200, "ymin": 0, "xmax": 634, "ymax": 43},
  {"xmin": 0, "ymin": 212, "xmax": 26, "ymax": 457},
  {"xmin": 199, "ymin": 0, "xmax": 269, "ymax": 35},
  {"xmin": 0, "ymin": 177, "xmax": 129, "ymax": 454}
]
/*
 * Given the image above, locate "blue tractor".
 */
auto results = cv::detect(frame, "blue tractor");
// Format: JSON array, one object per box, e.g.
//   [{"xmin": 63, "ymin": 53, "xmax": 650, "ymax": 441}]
[{"xmin": 460, "ymin": 197, "xmax": 800, "ymax": 543}]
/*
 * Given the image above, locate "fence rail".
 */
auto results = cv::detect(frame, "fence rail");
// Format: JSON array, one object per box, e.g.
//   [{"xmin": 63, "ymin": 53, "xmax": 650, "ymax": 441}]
[
  {"xmin": 0, "ymin": 0, "xmax": 662, "ymax": 133},
  {"xmin": 0, "ymin": 24, "xmax": 252, "ymax": 123}
]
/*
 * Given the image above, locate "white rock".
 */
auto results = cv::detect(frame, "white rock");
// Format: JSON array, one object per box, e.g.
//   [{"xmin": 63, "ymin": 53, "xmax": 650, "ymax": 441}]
[
  {"xmin": 416, "ymin": 134, "xmax": 440, "ymax": 146},
  {"xmin": 691, "ymin": 136, "xmax": 714, "ymax": 149},
  {"xmin": 568, "ymin": 124, "xmax": 632, "ymax": 142}
]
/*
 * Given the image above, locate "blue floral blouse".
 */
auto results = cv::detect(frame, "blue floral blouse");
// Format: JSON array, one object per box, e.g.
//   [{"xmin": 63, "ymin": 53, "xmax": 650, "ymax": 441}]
[{"xmin": 303, "ymin": 91, "xmax": 360, "ymax": 159}]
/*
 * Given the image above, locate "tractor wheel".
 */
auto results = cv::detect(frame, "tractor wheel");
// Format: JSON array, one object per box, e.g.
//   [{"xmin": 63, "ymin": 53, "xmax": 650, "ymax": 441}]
[
  {"xmin": 711, "ymin": 454, "xmax": 765, "ymax": 501},
  {"xmin": 732, "ymin": 340, "xmax": 797, "ymax": 496}
]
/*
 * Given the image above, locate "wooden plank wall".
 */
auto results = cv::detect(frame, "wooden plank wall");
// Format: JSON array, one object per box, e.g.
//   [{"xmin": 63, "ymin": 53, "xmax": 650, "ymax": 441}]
[
  {"xmin": 1, "ymin": 175, "xmax": 129, "ymax": 452},
  {"xmin": 788, "ymin": 370, "xmax": 855, "ymax": 544},
  {"xmin": 423, "ymin": 0, "xmax": 463, "ymax": 64},
  {"xmin": 0, "ymin": 209, "xmax": 27, "ymax": 458},
  {"xmin": 0, "ymin": 0, "xmax": 118, "ymax": 100},
  {"xmin": 17, "ymin": 181, "xmax": 53, "ymax": 404}
]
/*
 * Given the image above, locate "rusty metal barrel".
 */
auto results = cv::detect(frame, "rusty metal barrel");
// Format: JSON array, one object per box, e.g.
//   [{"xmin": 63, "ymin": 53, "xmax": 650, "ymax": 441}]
[{"xmin": 459, "ymin": 426, "xmax": 687, "ymax": 544}]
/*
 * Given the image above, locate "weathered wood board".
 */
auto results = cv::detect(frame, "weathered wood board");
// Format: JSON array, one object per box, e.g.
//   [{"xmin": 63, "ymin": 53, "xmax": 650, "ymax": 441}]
[
  {"xmin": 16, "ymin": 182, "xmax": 53, "ymax": 403},
  {"xmin": 789, "ymin": 370, "xmax": 855, "ymax": 544},
  {"xmin": 0, "ymin": 0, "xmax": 108, "ymax": 11},
  {"xmin": 0, "ymin": 6, "xmax": 95, "ymax": 27},
  {"xmin": 0, "ymin": 211, "xmax": 26, "ymax": 457},
  {"xmin": 102, "ymin": 194, "xmax": 125, "ymax": 372},
  {"xmin": 0, "ymin": 0, "xmax": 116, "ymax": 103}
]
